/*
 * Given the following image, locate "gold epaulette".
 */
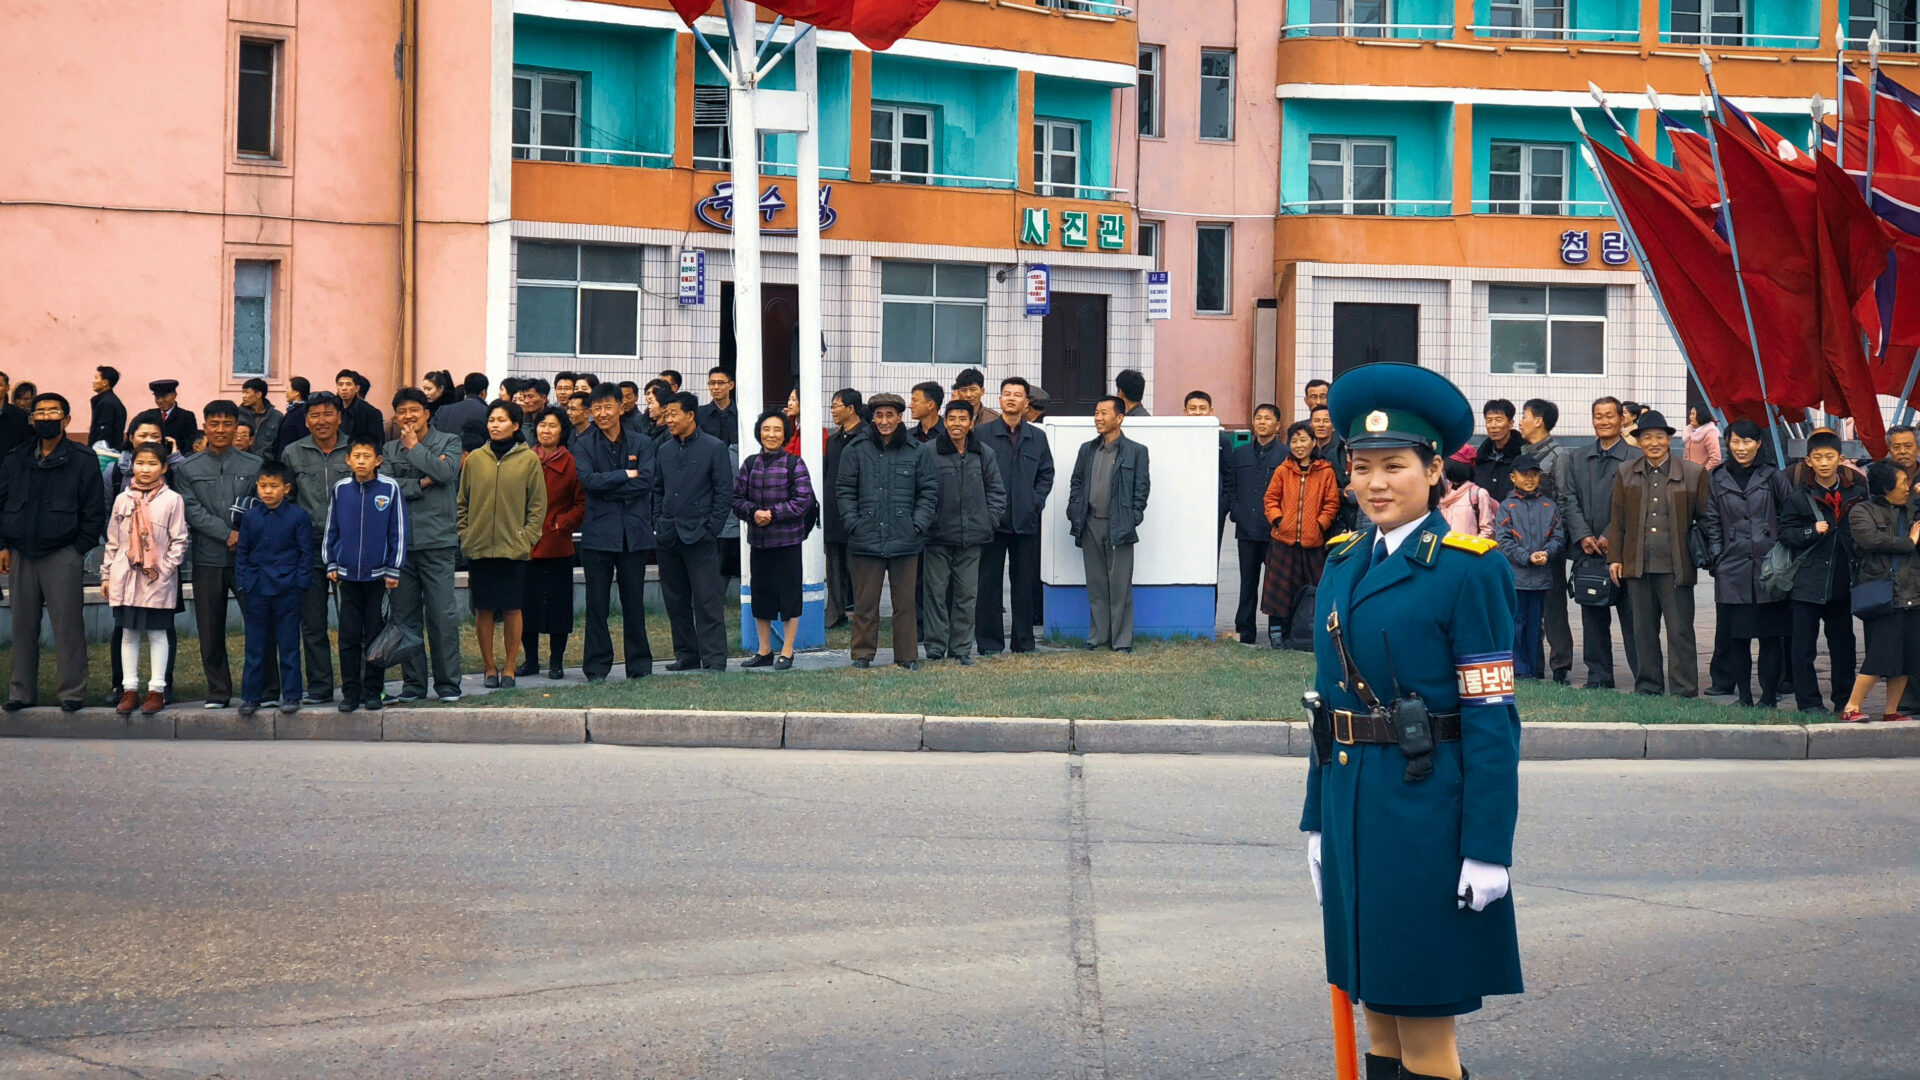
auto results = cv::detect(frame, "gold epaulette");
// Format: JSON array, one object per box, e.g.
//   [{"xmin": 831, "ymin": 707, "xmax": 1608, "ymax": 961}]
[{"xmin": 1441, "ymin": 533, "xmax": 1498, "ymax": 555}]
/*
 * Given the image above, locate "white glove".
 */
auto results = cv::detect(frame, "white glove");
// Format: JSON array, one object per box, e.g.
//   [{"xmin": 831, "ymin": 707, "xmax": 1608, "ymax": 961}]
[
  {"xmin": 1456, "ymin": 858, "xmax": 1510, "ymax": 912},
  {"xmin": 1307, "ymin": 832, "xmax": 1323, "ymax": 905}
]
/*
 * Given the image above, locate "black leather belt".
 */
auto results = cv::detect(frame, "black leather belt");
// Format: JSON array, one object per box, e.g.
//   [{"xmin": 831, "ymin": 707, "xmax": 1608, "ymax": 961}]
[{"xmin": 1332, "ymin": 709, "xmax": 1462, "ymax": 746}]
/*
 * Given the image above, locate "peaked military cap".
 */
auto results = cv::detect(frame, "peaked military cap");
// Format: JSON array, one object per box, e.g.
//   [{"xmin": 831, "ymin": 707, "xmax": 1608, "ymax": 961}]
[{"xmin": 1327, "ymin": 365, "xmax": 1474, "ymax": 456}]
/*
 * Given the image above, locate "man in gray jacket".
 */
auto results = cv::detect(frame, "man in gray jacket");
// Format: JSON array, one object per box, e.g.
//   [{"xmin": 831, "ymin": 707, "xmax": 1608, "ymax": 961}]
[
  {"xmin": 1561, "ymin": 395, "xmax": 1643, "ymax": 690},
  {"xmin": 919, "ymin": 401, "xmax": 1007, "ymax": 665},
  {"xmin": 177, "ymin": 400, "xmax": 262, "ymax": 708},
  {"xmin": 1067, "ymin": 396, "xmax": 1151, "ymax": 651},
  {"xmin": 384, "ymin": 388, "xmax": 464, "ymax": 702},
  {"xmin": 280, "ymin": 393, "xmax": 353, "ymax": 703},
  {"xmin": 1518, "ymin": 397, "xmax": 1574, "ymax": 681}
]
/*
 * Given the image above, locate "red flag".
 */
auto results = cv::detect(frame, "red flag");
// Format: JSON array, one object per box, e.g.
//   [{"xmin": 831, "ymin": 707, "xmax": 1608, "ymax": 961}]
[
  {"xmin": 1589, "ymin": 142, "xmax": 1762, "ymax": 407},
  {"xmin": 1815, "ymin": 151, "xmax": 1898, "ymax": 455},
  {"xmin": 1834, "ymin": 69, "xmax": 1920, "ymax": 178},
  {"xmin": 669, "ymin": 0, "xmax": 941, "ymax": 50}
]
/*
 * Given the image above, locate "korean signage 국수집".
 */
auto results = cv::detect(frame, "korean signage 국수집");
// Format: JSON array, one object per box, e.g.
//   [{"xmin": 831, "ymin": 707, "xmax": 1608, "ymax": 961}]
[
  {"xmin": 1025, "ymin": 265, "xmax": 1051, "ymax": 316},
  {"xmin": 677, "ymin": 250, "xmax": 706, "ymax": 306}
]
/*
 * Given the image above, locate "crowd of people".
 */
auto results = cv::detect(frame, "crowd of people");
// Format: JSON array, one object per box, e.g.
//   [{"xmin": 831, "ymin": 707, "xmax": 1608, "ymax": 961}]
[
  {"xmin": 3, "ymin": 362, "xmax": 1900, "ymax": 721},
  {"xmin": 1226, "ymin": 381, "xmax": 1919, "ymax": 721},
  {"xmin": 0, "ymin": 363, "xmax": 1172, "ymax": 717}
]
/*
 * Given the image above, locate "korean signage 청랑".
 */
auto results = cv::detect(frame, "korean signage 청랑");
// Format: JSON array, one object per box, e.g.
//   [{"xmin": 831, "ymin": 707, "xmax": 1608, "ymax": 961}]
[{"xmin": 1560, "ymin": 229, "xmax": 1632, "ymax": 267}]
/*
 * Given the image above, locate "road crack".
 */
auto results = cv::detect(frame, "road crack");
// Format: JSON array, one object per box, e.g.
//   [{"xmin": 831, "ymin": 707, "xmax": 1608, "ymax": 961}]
[
  {"xmin": 1066, "ymin": 757, "xmax": 1109, "ymax": 1080},
  {"xmin": 827, "ymin": 960, "xmax": 948, "ymax": 995}
]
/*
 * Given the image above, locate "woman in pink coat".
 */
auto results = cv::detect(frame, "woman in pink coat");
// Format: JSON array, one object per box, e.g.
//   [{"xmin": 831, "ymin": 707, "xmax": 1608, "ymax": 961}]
[
  {"xmin": 1684, "ymin": 406, "xmax": 1723, "ymax": 469},
  {"xmin": 101, "ymin": 444, "xmax": 189, "ymax": 716}
]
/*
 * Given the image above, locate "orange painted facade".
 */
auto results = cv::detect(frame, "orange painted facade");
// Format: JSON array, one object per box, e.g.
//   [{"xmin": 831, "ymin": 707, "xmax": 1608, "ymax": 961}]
[{"xmin": 513, "ymin": 162, "xmax": 1133, "ymax": 253}]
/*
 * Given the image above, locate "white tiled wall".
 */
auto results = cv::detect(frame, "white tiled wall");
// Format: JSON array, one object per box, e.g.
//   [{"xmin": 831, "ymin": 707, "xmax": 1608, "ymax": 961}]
[
  {"xmin": 1290, "ymin": 261, "xmax": 1689, "ymax": 439},
  {"xmin": 508, "ymin": 223, "xmax": 1156, "ymax": 412}
]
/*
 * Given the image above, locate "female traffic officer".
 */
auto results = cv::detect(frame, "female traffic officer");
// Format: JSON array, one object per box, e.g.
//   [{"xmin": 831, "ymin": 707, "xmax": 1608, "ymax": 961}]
[{"xmin": 1301, "ymin": 365, "xmax": 1524, "ymax": 1080}]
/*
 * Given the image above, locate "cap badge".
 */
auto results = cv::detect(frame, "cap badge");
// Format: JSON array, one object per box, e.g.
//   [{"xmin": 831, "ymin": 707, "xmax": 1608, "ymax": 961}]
[{"xmin": 1365, "ymin": 410, "xmax": 1390, "ymax": 433}]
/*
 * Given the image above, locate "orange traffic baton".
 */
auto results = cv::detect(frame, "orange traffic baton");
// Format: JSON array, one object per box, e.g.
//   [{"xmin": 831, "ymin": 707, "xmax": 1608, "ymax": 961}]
[{"xmin": 1331, "ymin": 984, "xmax": 1360, "ymax": 1080}]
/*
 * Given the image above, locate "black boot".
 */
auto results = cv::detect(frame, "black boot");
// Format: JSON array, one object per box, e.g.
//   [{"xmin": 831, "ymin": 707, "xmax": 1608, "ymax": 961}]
[
  {"xmin": 547, "ymin": 634, "xmax": 567, "ymax": 680},
  {"xmin": 1365, "ymin": 1053, "xmax": 1401, "ymax": 1080},
  {"xmin": 514, "ymin": 636, "xmax": 540, "ymax": 678},
  {"xmin": 1399, "ymin": 1067, "xmax": 1468, "ymax": 1080}
]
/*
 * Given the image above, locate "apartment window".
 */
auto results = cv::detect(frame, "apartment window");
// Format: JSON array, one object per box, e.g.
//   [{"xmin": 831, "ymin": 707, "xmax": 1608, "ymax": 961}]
[
  {"xmin": 1309, "ymin": 0, "xmax": 1393, "ymax": 37},
  {"xmin": 1488, "ymin": 142, "xmax": 1567, "ymax": 215},
  {"xmin": 1851, "ymin": 0, "xmax": 1919, "ymax": 49},
  {"xmin": 1034, "ymin": 119, "xmax": 1082, "ymax": 198},
  {"xmin": 1488, "ymin": 0, "xmax": 1565, "ymax": 38},
  {"xmin": 1671, "ymin": 0, "xmax": 1745, "ymax": 44},
  {"xmin": 1195, "ymin": 224, "xmax": 1231, "ymax": 314},
  {"xmin": 1307, "ymin": 137, "xmax": 1393, "ymax": 215},
  {"xmin": 516, "ymin": 242, "xmax": 641, "ymax": 358},
  {"xmin": 1199, "ymin": 50, "xmax": 1235, "ymax": 141},
  {"xmin": 1138, "ymin": 220, "xmax": 1163, "ymax": 268},
  {"xmin": 693, "ymin": 86, "xmax": 731, "ymax": 169},
  {"xmin": 512, "ymin": 70, "xmax": 580, "ymax": 163},
  {"xmin": 1489, "ymin": 285, "xmax": 1606, "ymax": 376},
  {"xmin": 236, "ymin": 40, "xmax": 280, "ymax": 158},
  {"xmin": 1138, "ymin": 45, "xmax": 1163, "ymax": 137},
  {"xmin": 872, "ymin": 104, "xmax": 935, "ymax": 183},
  {"xmin": 880, "ymin": 261, "xmax": 988, "ymax": 365},
  {"xmin": 232, "ymin": 262, "xmax": 275, "ymax": 377}
]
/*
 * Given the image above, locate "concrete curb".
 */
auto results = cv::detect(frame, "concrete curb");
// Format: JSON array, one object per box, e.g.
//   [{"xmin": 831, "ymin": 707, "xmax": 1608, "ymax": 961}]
[
  {"xmin": 1074, "ymin": 718, "xmax": 1291, "ymax": 756},
  {"xmin": 384, "ymin": 708, "xmax": 585, "ymax": 744},
  {"xmin": 784, "ymin": 712, "xmax": 922, "ymax": 752},
  {"xmin": 0, "ymin": 707, "xmax": 174, "ymax": 739},
  {"xmin": 2, "ymin": 705, "xmax": 1913, "ymax": 758},
  {"xmin": 588, "ymin": 709, "xmax": 782, "ymax": 749},
  {"xmin": 925, "ymin": 716, "xmax": 1071, "ymax": 753}
]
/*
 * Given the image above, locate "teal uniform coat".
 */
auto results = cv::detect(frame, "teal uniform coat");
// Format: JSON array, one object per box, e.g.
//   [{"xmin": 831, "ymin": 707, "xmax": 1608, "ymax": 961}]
[{"xmin": 1301, "ymin": 510, "xmax": 1525, "ymax": 1016}]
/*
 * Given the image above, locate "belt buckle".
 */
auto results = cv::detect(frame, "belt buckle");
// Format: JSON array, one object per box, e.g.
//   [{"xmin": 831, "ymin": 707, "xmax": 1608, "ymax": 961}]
[{"xmin": 1333, "ymin": 710, "xmax": 1356, "ymax": 746}]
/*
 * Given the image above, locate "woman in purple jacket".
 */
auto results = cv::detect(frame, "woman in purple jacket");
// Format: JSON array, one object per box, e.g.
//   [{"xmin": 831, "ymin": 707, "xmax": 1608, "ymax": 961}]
[{"xmin": 732, "ymin": 411, "xmax": 817, "ymax": 670}]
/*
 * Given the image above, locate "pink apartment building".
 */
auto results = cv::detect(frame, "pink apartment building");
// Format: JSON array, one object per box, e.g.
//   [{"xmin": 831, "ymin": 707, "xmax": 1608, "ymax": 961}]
[
  {"xmin": 1132, "ymin": 0, "xmax": 1282, "ymax": 425},
  {"xmin": 1, "ymin": 0, "xmax": 507, "ymax": 425}
]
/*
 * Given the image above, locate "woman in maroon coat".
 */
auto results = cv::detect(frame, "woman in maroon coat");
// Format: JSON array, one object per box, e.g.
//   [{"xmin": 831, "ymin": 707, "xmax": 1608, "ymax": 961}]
[{"xmin": 518, "ymin": 408, "xmax": 587, "ymax": 680}]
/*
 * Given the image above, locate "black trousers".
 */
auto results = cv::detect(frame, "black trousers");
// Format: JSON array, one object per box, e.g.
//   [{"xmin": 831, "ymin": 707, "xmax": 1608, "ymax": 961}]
[
  {"xmin": 658, "ymin": 537, "xmax": 727, "ymax": 668},
  {"xmin": 1579, "ymin": 595, "xmax": 1639, "ymax": 689},
  {"xmin": 825, "ymin": 540, "xmax": 853, "ymax": 625},
  {"xmin": 193, "ymin": 562, "xmax": 239, "ymax": 703},
  {"xmin": 1235, "ymin": 538, "xmax": 1271, "ymax": 640},
  {"xmin": 299, "ymin": 567, "xmax": 335, "ymax": 700},
  {"xmin": 977, "ymin": 531, "xmax": 1042, "ymax": 654},
  {"xmin": 1791, "ymin": 593, "xmax": 1856, "ymax": 712},
  {"xmin": 335, "ymin": 579, "xmax": 386, "ymax": 705},
  {"xmin": 1719, "ymin": 631, "xmax": 1787, "ymax": 707},
  {"xmin": 581, "ymin": 547, "xmax": 653, "ymax": 678}
]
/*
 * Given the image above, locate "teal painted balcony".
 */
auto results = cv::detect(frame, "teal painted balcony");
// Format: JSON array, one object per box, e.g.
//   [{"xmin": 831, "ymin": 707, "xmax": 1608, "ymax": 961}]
[
  {"xmin": 690, "ymin": 38, "xmax": 854, "ymax": 179},
  {"xmin": 1281, "ymin": 0, "xmax": 1454, "ymax": 40},
  {"xmin": 1280, "ymin": 100, "xmax": 1454, "ymax": 216},
  {"xmin": 1468, "ymin": 106, "xmax": 1634, "ymax": 218},
  {"xmin": 513, "ymin": 17, "xmax": 677, "ymax": 169},
  {"xmin": 868, "ymin": 55, "xmax": 1021, "ymax": 192},
  {"xmin": 1657, "ymin": 0, "xmax": 1821, "ymax": 50},
  {"xmin": 1468, "ymin": 0, "xmax": 1640, "ymax": 42}
]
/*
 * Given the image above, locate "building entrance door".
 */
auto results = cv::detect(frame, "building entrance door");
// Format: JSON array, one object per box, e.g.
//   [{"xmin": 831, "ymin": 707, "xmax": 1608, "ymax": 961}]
[
  {"xmin": 1040, "ymin": 292, "xmax": 1109, "ymax": 416},
  {"xmin": 1331, "ymin": 302, "xmax": 1419, "ymax": 378},
  {"xmin": 719, "ymin": 282, "xmax": 799, "ymax": 414}
]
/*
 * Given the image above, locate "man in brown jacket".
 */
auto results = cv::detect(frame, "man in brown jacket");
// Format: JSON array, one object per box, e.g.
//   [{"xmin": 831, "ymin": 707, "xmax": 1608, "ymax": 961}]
[{"xmin": 1606, "ymin": 410, "xmax": 1711, "ymax": 696}]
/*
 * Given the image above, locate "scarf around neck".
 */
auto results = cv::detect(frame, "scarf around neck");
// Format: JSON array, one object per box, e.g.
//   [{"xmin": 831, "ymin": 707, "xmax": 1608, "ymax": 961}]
[{"xmin": 126, "ymin": 474, "xmax": 165, "ymax": 573}]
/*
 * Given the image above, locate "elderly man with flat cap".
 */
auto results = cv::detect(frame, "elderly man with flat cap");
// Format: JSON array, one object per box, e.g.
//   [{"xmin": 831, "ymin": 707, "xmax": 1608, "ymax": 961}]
[
  {"xmin": 149, "ymin": 380, "xmax": 199, "ymax": 452},
  {"xmin": 1300, "ymin": 363, "xmax": 1524, "ymax": 1080}
]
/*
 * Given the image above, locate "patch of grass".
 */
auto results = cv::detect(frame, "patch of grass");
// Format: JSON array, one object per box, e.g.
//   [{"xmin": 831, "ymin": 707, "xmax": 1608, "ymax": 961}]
[{"xmin": 4, "ymin": 604, "xmax": 1809, "ymax": 724}]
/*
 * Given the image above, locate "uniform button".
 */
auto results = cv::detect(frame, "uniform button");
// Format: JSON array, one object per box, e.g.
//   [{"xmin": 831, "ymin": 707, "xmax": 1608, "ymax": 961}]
[{"xmin": 1338, "ymin": 751, "xmax": 1349, "ymax": 765}]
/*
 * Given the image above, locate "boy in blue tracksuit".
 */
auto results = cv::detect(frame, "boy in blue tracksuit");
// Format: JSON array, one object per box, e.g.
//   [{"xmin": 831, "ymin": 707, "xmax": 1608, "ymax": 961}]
[
  {"xmin": 236, "ymin": 461, "xmax": 314, "ymax": 718},
  {"xmin": 323, "ymin": 434, "xmax": 408, "ymax": 713},
  {"xmin": 1495, "ymin": 452, "xmax": 1565, "ymax": 679}
]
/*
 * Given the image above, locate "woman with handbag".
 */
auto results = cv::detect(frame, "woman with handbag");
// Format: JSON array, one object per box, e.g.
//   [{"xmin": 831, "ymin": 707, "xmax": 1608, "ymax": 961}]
[
  {"xmin": 1701, "ymin": 419, "xmax": 1793, "ymax": 707},
  {"xmin": 517, "ymin": 408, "xmax": 586, "ymax": 681},
  {"xmin": 1841, "ymin": 461, "xmax": 1920, "ymax": 723},
  {"xmin": 732, "ymin": 410, "xmax": 816, "ymax": 670}
]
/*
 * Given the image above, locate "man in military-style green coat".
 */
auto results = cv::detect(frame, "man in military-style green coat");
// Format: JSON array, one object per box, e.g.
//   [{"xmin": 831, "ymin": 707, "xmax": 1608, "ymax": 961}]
[{"xmin": 1302, "ymin": 365, "xmax": 1524, "ymax": 1080}]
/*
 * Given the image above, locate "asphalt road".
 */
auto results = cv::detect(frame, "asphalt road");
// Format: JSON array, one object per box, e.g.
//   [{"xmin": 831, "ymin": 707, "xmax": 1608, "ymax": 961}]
[{"xmin": 0, "ymin": 743, "xmax": 1914, "ymax": 1080}]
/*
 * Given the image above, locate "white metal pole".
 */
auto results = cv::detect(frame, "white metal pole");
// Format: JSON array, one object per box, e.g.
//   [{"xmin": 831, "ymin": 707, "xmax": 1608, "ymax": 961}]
[
  {"xmin": 795, "ymin": 28, "xmax": 826, "ymax": 650},
  {"xmin": 728, "ymin": 0, "xmax": 764, "ymax": 648}
]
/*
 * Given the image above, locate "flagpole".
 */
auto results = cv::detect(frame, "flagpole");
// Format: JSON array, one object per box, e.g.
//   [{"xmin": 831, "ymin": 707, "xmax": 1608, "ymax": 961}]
[
  {"xmin": 1698, "ymin": 61, "xmax": 1791, "ymax": 466},
  {"xmin": 1836, "ymin": 22, "xmax": 1848, "ymax": 167},
  {"xmin": 1573, "ymin": 107, "xmax": 1726, "ymax": 427}
]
